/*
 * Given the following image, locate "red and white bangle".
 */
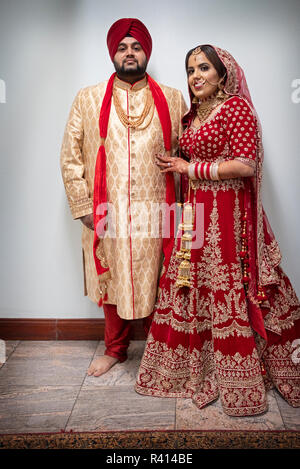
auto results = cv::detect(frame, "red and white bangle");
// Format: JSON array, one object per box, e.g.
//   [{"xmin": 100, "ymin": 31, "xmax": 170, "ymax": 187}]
[
  {"xmin": 188, "ymin": 162, "xmax": 220, "ymax": 181},
  {"xmin": 188, "ymin": 162, "xmax": 196, "ymax": 179},
  {"xmin": 210, "ymin": 162, "xmax": 220, "ymax": 181}
]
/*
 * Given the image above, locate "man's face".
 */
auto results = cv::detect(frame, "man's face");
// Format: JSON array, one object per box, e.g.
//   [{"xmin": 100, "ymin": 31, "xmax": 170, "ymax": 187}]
[{"xmin": 113, "ymin": 36, "xmax": 147, "ymax": 78}]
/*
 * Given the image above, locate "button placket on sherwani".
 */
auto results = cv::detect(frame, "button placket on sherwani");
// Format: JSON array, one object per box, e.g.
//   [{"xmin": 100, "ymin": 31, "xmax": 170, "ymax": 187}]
[{"xmin": 104, "ymin": 78, "xmax": 166, "ymax": 320}]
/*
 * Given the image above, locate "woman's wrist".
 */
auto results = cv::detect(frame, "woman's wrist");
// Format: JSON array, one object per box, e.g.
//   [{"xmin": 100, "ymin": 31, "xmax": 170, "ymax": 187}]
[
  {"xmin": 188, "ymin": 163, "xmax": 196, "ymax": 179},
  {"xmin": 210, "ymin": 162, "xmax": 221, "ymax": 180},
  {"xmin": 188, "ymin": 162, "xmax": 220, "ymax": 181}
]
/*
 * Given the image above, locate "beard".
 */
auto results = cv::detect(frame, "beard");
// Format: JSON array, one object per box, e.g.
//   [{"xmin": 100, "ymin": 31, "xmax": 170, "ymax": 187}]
[{"xmin": 113, "ymin": 58, "xmax": 148, "ymax": 79}]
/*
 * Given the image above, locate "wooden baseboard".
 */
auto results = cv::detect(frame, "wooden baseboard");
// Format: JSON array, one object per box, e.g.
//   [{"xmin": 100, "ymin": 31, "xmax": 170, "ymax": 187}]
[{"xmin": 0, "ymin": 319, "xmax": 146, "ymax": 341}]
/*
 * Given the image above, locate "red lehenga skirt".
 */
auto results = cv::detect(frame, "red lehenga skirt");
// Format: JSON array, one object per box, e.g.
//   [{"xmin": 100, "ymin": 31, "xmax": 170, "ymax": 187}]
[{"xmin": 135, "ymin": 178, "xmax": 300, "ymax": 417}]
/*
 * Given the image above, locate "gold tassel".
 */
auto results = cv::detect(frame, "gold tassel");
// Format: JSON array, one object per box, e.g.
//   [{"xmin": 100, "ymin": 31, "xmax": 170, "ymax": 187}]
[
  {"xmin": 176, "ymin": 259, "xmax": 191, "ymax": 288},
  {"xmin": 175, "ymin": 182, "xmax": 194, "ymax": 289}
]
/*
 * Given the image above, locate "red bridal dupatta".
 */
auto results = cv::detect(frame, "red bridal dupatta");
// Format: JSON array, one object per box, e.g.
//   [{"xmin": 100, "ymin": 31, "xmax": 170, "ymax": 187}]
[{"xmin": 93, "ymin": 72, "xmax": 176, "ymax": 306}]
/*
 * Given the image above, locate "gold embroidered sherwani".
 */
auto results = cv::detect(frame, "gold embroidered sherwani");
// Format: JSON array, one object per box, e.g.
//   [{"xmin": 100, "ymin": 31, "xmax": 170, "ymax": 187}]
[{"xmin": 60, "ymin": 76, "xmax": 187, "ymax": 319}]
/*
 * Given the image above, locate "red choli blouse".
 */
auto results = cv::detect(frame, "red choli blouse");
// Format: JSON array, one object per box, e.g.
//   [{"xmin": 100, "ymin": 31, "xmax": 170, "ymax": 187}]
[{"xmin": 179, "ymin": 96, "xmax": 257, "ymax": 166}]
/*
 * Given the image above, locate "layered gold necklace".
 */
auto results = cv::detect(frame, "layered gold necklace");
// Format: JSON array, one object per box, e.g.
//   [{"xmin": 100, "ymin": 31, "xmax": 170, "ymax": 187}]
[
  {"xmin": 196, "ymin": 89, "xmax": 228, "ymax": 123},
  {"xmin": 113, "ymin": 85, "xmax": 155, "ymax": 130}
]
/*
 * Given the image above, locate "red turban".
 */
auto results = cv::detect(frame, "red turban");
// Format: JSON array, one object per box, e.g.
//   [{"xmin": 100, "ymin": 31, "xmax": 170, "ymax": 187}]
[{"xmin": 107, "ymin": 18, "xmax": 152, "ymax": 61}]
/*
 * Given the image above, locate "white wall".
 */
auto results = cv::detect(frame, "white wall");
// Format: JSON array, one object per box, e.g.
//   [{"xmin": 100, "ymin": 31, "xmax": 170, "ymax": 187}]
[{"xmin": 0, "ymin": 0, "xmax": 299, "ymax": 319}]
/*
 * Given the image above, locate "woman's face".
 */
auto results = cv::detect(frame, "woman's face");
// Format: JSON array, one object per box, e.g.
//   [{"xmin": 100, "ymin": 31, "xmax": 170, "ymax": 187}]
[{"xmin": 187, "ymin": 51, "xmax": 221, "ymax": 101}]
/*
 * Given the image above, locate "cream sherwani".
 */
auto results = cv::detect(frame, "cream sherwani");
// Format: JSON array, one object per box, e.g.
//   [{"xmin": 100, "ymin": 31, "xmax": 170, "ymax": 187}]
[{"xmin": 60, "ymin": 76, "xmax": 187, "ymax": 319}]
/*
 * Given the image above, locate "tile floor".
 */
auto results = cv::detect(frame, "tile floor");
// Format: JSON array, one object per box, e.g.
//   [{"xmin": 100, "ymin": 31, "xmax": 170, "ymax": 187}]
[{"xmin": 0, "ymin": 340, "xmax": 299, "ymax": 434}]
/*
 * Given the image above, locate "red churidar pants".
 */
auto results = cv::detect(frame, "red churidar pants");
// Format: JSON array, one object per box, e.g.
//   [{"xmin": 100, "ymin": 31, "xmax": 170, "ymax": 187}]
[{"xmin": 103, "ymin": 304, "xmax": 153, "ymax": 363}]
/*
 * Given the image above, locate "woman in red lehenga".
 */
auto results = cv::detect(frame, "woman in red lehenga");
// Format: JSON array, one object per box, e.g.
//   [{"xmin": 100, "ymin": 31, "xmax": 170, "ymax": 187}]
[{"xmin": 135, "ymin": 45, "xmax": 300, "ymax": 416}]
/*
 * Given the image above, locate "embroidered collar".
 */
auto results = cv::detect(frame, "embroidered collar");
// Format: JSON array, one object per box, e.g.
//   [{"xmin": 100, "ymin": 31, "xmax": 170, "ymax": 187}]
[{"xmin": 114, "ymin": 76, "xmax": 148, "ymax": 92}]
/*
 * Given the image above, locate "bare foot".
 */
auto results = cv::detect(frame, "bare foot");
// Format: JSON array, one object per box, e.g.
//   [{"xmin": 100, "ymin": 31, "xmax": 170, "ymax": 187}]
[{"xmin": 87, "ymin": 355, "xmax": 119, "ymax": 377}]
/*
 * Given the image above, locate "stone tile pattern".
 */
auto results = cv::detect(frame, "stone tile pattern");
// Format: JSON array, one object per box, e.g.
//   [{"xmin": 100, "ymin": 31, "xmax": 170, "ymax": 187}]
[{"xmin": 0, "ymin": 341, "xmax": 299, "ymax": 434}]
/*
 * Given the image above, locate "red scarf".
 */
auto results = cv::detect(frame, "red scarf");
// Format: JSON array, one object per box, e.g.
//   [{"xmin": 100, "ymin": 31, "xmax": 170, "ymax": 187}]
[{"xmin": 93, "ymin": 73, "xmax": 175, "ymax": 305}]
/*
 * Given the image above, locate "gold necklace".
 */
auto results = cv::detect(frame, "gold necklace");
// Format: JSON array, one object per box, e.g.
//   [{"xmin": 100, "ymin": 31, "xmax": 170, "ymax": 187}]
[
  {"xmin": 113, "ymin": 86, "xmax": 155, "ymax": 129},
  {"xmin": 196, "ymin": 89, "xmax": 228, "ymax": 123}
]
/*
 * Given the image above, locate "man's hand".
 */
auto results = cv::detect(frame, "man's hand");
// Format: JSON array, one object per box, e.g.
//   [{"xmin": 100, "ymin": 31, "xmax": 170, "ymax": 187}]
[{"xmin": 80, "ymin": 213, "xmax": 94, "ymax": 230}]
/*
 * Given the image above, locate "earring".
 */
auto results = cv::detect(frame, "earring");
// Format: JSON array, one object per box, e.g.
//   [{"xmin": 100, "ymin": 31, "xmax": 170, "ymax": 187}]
[
  {"xmin": 216, "ymin": 74, "xmax": 227, "ymax": 100},
  {"xmin": 192, "ymin": 96, "xmax": 199, "ymax": 104},
  {"xmin": 216, "ymin": 81, "xmax": 226, "ymax": 100}
]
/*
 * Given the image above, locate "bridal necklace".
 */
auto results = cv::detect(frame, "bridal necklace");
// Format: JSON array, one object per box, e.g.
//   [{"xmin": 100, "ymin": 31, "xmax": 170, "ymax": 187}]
[{"xmin": 196, "ymin": 88, "xmax": 228, "ymax": 123}]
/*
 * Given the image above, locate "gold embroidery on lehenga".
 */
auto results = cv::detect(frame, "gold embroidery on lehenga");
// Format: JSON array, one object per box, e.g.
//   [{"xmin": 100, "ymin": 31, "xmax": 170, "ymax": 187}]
[
  {"xmin": 266, "ymin": 239, "xmax": 282, "ymax": 267},
  {"xmin": 190, "ymin": 177, "xmax": 244, "ymax": 193},
  {"xmin": 136, "ymin": 334, "xmax": 216, "ymax": 401},
  {"xmin": 230, "ymin": 262, "xmax": 244, "ymax": 290},
  {"xmin": 260, "ymin": 257, "xmax": 280, "ymax": 286},
  {"xmin": 135, "ymin": 332, "xmax": 268, "ymax": 416},
  {"xmin": 292, "ymin": 307, "xmax": 300, "ymax": 322},
  {"xmin": 154, "ymin": 281, "xmax": 211, "ymax": 333},
  {"xmin": 262, "ymin": 340, "xmax": 300, "ymax": 406},
  {"xmin": 155, "ymin": 188, "xmax": 252, "ymax": 337},
  {"xmin": 197, "ymin": 194, "xmax": 229, "ymax": 292},
  {"xmin": 233, "ymin": 189, "xmax": 242, "ymax": 260},
  {"xmin": 213, "ymin": 347, "xmax": 267, "ymax": 416},
  {"xmin": 213, "ymin": 288, "xmax": 249, "ymax": 325},
  {"xmin": 263, "ymin": 274, "xmax": 300, "ymax": 334},
  {"xmin": 154, "ymin": 312, "xmax": 212, "ymax": 334},
  {"xmin": 213, "ymin": 320, "xmax": 253, "ymax": 339}
]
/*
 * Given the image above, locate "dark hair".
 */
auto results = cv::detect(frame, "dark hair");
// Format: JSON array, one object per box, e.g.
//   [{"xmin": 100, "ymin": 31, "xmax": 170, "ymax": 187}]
[{"xmin": 185, "ymin": 44, "xmax": 227, "ymax": 84}]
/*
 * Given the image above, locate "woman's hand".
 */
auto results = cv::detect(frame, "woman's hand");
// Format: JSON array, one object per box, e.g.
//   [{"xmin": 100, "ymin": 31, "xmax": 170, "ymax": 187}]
[{"xmin": 155, "ymin": 153, "xmax": 189, "ymax": 175}]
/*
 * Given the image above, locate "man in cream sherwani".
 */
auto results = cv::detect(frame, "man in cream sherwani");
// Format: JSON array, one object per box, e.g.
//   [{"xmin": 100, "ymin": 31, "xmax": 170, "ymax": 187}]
[{"xmin": 60, "ymin": 18, "xmax": 187, "ymax": 376}]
